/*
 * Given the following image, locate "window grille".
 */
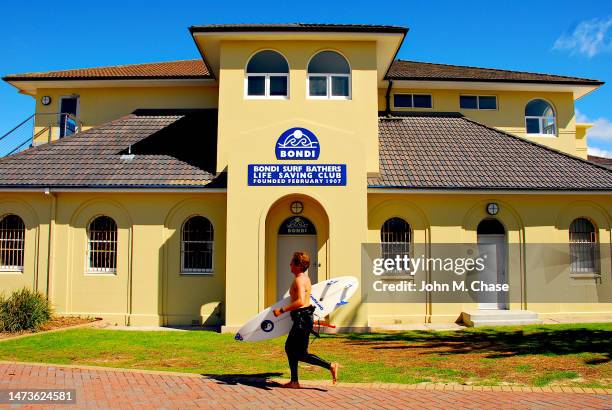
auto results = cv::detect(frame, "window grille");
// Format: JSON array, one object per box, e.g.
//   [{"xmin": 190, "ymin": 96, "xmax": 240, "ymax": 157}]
[
  {"xmin": 181, "ymin": 216, "xmax": 214, "ymax": 273},
  {"xmin": 87, "ymin": 216, "xmax": 117, "ymax": 273},
  {"xmin": 380, "ymin": 218, "xmax": 411, "ymax": 273},
  {"xmin": 569, "ymin": 218, "xmax": 599, "ymax": 274},
  {"xmin": 0, "ymin": 214, "xmax": 25, "ymax": 271}
]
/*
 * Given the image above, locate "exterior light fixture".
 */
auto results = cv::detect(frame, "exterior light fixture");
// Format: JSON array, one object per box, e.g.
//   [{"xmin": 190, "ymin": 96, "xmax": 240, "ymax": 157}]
[
  {"xmin": 290, "ymin": 201, "xmax": 304, "ymax": 214},
  {"xmin": 41, "ymin": 96, "xmax": 52, "ymax": 105},
  {"xmin": 486, "ymin": 202, "xmax": 499, "ymax": 215}
]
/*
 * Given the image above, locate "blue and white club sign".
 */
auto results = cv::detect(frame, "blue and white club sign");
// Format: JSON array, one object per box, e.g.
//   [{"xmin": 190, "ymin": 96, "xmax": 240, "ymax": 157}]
[{"xmin": 275, "ymin": 127, "xmax": 319, "ymax": 160}]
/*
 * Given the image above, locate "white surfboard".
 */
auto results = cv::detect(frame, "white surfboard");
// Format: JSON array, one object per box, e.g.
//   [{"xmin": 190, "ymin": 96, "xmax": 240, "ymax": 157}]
[{"xmin": 234, "ymin": 276, "xmax": 359, "ymax": 342}]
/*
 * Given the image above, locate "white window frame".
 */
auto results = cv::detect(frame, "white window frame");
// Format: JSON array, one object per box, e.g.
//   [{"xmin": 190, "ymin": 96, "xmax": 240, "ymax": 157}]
[
  {"xmin": 525, "ymin": 115, "xmax": 557, "ymax": 137},
  {"xmin": 392, "ymin": 93, "xmax": 433, "ymax": 109},
  {"xmin": 244, "ymin": 73, "xmax": 289, "ymax": 99},
  {"xmin": 180, "ymin": 217, "xmax": 214, "ymax": 275},
  {"xmin": 460, "ymin": 95, "xmax": 498, "ymax": 110},
  {"xmin": 307, "ymin": 73, "xmax": 351, "ymax": 100},
  {"xmin": 85, "ymin": 216, "xmax": 117, "ymax": 275}
]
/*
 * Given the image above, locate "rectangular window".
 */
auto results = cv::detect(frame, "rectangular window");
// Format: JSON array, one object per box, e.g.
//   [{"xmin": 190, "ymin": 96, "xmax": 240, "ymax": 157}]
[
  {"xmin": 308, "ymin": 74, "xmax": 350, "ymax": 99},
  {"xmin": 393, "ymin": 94, "xmax": 433, "ymax": 109},
  {"xmin": 247, "ymin": 76, "xmax": 265, "ymax": 96},
  {"xmin": 331, "ymin": 76, "xmax": 349, "ymax": 97},
  {"xmin": 246, "ymin": 74, "xmax": 288, "ymax": 98},
  {"xmin": 460, "ymin": 95, "xmax": 497, "ymax": 110},
  {"xmin": 309, "ymin": 76, "xmax": 327, "ymax": 97},
  {"xmin": 459, "ymin": 95, "xmax": 478, "ymax": 109},
  {"xmin": 526, "ymin": 118, "xmax": 540, "ymax": 134},
  {"xmin": 269, "ymin": 76, "xmax": 288, "ymax": 96},
  {"xmin": 413, "ymin": 94, "xmax": 433, "ymax": 108}
]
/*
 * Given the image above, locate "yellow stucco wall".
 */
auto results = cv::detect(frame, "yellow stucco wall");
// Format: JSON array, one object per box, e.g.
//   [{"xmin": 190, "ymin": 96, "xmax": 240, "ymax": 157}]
[
  {"xmin": 378, "ymin": 88, "xmax": 582, "ymax": 157},
  {"xmin": 367, "ymin": 193, "xmax": 612, "ymax": 324},
  {"xmin": 0, "ymin": 191, "xmax": 226, "ymax": 326},
  {"xmin": 1, "ymin": 190, "xmax": 611, "ymax": 327},
  {"xmin": 217, "ymin": 40, "xmax": 378, "ymax": 329},
  {"xmin": 32, "ymin": 86, "xmax": 218, "ymax": 145}
]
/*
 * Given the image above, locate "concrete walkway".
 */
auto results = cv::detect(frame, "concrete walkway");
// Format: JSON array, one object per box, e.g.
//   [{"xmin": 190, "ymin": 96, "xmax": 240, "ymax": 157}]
[{"xmin": 0, "ymin": 362, "xmax": 609, "ymax": 409}]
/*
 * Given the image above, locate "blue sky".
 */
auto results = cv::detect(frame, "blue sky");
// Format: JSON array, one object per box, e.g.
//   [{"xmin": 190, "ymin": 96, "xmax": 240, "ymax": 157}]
[{"xmin": 1, "ymin": 0, "xmax": 611, "ymax": 156}]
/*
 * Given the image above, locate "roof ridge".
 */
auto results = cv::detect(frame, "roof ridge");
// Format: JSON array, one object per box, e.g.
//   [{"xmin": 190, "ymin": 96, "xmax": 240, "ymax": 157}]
[
  {"xmin": 458, "ymin": 115, "xmax": 612, "ymax": 174},
  {"xmin": 4, "ymin": 59, "xmax": 203, "ymax": 78},
  {"xmin": 392, "ymin": 59, "xmax": 601, "ymax": 83}
]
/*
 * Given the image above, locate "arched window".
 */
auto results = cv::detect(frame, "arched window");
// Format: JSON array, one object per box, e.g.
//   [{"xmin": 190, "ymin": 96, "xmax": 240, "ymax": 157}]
[
  {"xmin": 569, "ymin": 218, "xmax": 599, "ymax": 273},
  {"xmin": 525, "ymin": 99, "xmax": 556, "ymax": 135},
  {"xmin": 380, "ymin": 217, "xmax": 411, "ymax": 263},
  {"xmin": 307, "ymin": 51, "xmax": 351, "ymax": 99},
  {"xmin": 0, "ymin": 214, "xmax": 25, "ymax": 271},
  {"xmin": 87, "ymin": 216, "xmax": 117, "ymax": 273},
  {"xmin": 181, "ymin": 216, "xmax": 214, "ymax": 273},
  {"xmin": 245, "ymin": 50, "xmax": 289, "ymax": 98}
]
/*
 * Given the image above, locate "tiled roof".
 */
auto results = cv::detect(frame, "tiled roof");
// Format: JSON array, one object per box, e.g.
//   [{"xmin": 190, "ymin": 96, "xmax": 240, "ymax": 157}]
[
  {"xmin": 2, "ymin": 60, "xmax": 210, "ymax": 81},
  {"xmin": 369, "ymin": 112, "xmax": 612, "ymax": 190},
  {"xmin": 387, "ymin": 60, "xmax": 603, "ymax": 85},
  {"xmin": 3, "ymin": 58, "xmax": 602, "ymax": 85},
  {"xmin": 0, "ymin": 110, "xmax": 221, "ymax": 188},
  {"xmin": 189, "ymin": 23, "xmax": 408, "ymax": 33},
  {"xmin": 588, "ymin": 155, "xmax": 612, "ymax": 169},
  {"xmin": 1, "ymin": 110, "xmax": 610, "ymax": 191}
]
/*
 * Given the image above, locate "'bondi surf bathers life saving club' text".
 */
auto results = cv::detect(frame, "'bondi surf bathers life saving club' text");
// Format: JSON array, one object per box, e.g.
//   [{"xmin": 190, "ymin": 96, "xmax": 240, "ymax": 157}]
[{"xmin": 247, "ymin": 127, "xmax": 347, "ymax": 186}]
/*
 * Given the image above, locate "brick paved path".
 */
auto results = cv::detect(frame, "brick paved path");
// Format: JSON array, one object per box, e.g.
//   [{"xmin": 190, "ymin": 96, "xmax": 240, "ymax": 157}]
[{"xmin": 0, "ymin": 362, "xmax": 610, "ymax": 409}]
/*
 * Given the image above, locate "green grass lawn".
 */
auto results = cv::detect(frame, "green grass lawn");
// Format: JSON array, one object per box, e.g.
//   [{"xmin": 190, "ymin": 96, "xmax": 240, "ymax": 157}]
[{"xmin": 0, "ymin": 323, "xmax": 610, "ymax": 387}]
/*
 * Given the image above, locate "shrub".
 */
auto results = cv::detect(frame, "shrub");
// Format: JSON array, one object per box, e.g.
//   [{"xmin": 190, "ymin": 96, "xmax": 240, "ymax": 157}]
[{"xmin": 0, "ymin": 288, "xmax": 52, "ymax": 332}]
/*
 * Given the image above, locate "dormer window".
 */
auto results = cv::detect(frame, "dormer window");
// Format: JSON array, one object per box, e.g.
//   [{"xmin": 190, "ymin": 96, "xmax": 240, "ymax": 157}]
[
  {"xmin": 307, "ymin": 51, "xmax": 351, "ymax": 99},
  {"xmin": 245, "ymin": 50, "xmax": 289, "ymax": 98}
]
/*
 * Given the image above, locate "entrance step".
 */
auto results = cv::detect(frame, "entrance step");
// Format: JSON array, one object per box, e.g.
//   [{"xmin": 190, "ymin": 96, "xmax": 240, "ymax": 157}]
[{"xmin": 461, "ymin": 310, "xmax": 542, "ymax": 327}]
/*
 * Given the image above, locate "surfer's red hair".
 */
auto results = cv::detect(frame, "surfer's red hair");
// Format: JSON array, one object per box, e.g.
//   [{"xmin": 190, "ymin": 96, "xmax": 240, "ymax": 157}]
[{"xmin": 291, "ymin": 251, "xmax": 310, "ymax": 273}]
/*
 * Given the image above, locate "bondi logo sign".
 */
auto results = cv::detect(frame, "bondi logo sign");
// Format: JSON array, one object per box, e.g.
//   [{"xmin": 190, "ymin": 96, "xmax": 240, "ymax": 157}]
[{"xmin": 275, "ymin": 127, "xmax": 320, "ymax": 160}]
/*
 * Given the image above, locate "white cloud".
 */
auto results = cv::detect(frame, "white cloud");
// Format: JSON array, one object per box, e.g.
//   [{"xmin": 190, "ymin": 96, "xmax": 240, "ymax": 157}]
[
  {"xmin": 576, "ymin": 110, "xmax": 612, "ymax": 141},
  {"xmin": 553, "ymin": 17, "xmax": 612, "ymax": 57},
  {"xmin": 587, "ymin": 147, "xmax": 612, "ymax": 158}
]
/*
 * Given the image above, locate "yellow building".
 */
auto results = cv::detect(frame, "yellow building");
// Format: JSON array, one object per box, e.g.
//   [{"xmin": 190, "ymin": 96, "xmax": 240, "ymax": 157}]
[{"xmin": 0, "ymin": 24, "xmax": 611, "ymax": 330}]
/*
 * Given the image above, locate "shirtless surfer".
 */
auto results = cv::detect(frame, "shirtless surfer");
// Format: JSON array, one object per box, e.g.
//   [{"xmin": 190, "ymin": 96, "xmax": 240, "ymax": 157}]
[{"xmin": 273, "ymin": 251, "xmax": 339, "ymax": 388}]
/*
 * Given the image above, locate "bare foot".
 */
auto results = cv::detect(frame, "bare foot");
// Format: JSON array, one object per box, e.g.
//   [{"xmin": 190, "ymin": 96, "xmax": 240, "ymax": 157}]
[
  {"xmin": 281, "ymin": 381, "xmax": 301, "ymax": 389},
  {"xmin": 330, "ymin": 362, "xmax": 339, "ymax": 384}
]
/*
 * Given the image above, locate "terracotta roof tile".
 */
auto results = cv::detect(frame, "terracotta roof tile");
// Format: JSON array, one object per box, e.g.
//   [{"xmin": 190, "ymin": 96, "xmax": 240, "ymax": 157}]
[
  {"xmin": 3, "ymin": 59, "xmax": 210, "ymax": 81},
  {"xmin": 369, "ymin": 112, "xmax": 612, "ymax": 190},
  {"xmin": 0, "ymin": 109, "xmax": 221, "ymax": 188},
  {"xmin": 387, "ymin": 60, "xmax": 602, "ymax": 85}
]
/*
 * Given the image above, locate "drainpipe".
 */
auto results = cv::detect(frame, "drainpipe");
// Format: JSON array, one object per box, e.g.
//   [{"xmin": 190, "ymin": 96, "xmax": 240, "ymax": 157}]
[
  {"xmin": 44, "ymin": 188, "xmax": 56, "ymax": 300},
  {"xmin": 384, "ymin": 80, "xmax": 394, "ymax": 116}
]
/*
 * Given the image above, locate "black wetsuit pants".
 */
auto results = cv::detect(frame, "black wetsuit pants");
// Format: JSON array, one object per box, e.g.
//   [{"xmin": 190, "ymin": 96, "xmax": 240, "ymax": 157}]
[{"xmin": 285, "ymin": 305, "xmax": 331, "ymax": 382}]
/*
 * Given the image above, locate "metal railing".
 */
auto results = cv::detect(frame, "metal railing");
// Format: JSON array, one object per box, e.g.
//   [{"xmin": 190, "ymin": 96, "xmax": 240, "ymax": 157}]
[{"xmin": 0, "ymin": 112, "xmax": 82, "ymax": 157}]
